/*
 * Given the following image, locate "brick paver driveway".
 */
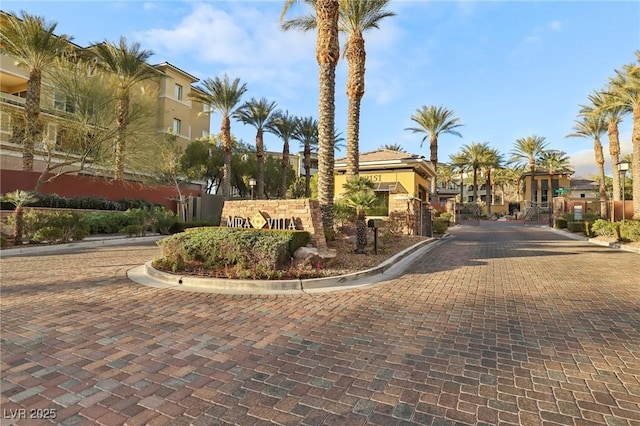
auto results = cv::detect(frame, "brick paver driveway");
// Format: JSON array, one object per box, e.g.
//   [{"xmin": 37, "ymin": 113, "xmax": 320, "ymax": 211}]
[{"xmin": 1, "ymin": 223, "xmax": 639, "ymax": 426}]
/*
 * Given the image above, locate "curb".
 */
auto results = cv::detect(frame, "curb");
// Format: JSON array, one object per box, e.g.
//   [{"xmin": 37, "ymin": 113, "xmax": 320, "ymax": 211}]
[
  {"xmin": 541, "ymin": 226, "xmax": 640, "ymax": 253},
  {"xmin": 0, "ymin": 235, "xmax": 165, "ymax": 257},
  {"xmin": 130, "ymin": 237, "xmax": 440, "ymax": 295}
]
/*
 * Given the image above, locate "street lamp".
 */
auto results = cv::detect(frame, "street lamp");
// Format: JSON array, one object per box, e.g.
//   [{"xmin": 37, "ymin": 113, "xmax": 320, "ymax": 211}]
[
  {"xmin": 249, "ymin": 178, "xmax": 256, "ymax": 200},
  {"xmin": 618, "ymin": 160, "xmax": 630, "ymax": 222}
]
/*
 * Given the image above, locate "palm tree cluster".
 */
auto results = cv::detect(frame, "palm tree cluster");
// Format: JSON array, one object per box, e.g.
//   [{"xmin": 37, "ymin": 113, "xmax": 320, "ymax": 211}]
[
  {"xmin": 442, "ymin": 135, "xmax": 573, "ymax": 215},
  {"xmin": 570, "ymin": 51, "xmax": 639, "ymax": 219}
]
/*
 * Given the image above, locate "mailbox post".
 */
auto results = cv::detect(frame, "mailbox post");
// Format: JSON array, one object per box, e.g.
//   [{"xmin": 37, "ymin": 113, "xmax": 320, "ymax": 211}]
[{"xmin": 367, "ymin": 219, "xmax": 378, "ymax": 255}]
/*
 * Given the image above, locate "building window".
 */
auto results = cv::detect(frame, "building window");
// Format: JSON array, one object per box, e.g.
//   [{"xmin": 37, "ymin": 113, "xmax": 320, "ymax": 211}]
[
  {"xmin": 53, "ymin": 93, "xmax": 75, "ymax": 113},
  {"xmin": 202, "ymin": 130, "xmax": 209, "ymax": 138},
  {"xmin": 40, "ymin": 123, "xmax": 58, "ymax": 150},
  {"xmin": 467, "ymin": 196, "xmax": 474, "ymax": 203},
  {"xmin": 580, "ymin": 193, "xmax": 586, "ymax": 198},
  {"xmin": 0, "ymin": 111, "xmax": 12, "ymax": 135},
  {"xmin": 175, "ymin": 84, "xmax": 183, "ymax": 101},
  {"xmin": 203, "ymin": 104, "xmax": 210, "ymax": 113},
  {"xmin": 173, "ymin": 118, "xmax": 182, "ymax": 135}
]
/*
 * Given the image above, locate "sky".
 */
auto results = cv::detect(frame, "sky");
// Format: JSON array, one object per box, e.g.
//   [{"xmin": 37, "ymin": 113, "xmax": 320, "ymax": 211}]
[{"xmin": 3, "ymin": 0, "xmax": 639, "ymax": 178}]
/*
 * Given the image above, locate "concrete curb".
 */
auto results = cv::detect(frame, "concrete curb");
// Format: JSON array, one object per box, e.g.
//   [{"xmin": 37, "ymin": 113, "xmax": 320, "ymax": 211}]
[
  {"xmin": 129, "ymin": 237, "xmax": 440, "ymax": 295},
  {"xmin": 0, "ymin": 235, "xmax": 165, "ymax": 257},
  {"xmin": 541, "ymin": 226, "xmax": 640, "ymax": 254}
]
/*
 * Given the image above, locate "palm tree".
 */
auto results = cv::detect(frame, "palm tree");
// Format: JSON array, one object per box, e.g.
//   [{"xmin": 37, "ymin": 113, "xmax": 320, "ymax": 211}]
[
  {"xmin": 449, "ymin": 153, "xmax": 469, "ymax": 206},
  {"xmin": 588, "ymin": 90, "xmax": 630, "ymax": 201},
  {"xmin": 607, "ymin": 53, "xmax": 640, "ymax": 219},
  {"xmin": 437, "ymin": 163, "xmax": 456, "ymax": 191},
  {"xmin": 406, "ymin": 105, "xmax": 463, "ymax": 202},
  {"xmin": 1, "ymin": 190, "xmax": 38, "ymax": 245},
  {"xmin": 459, "ymin": 142, "xmax": 494, "ymax": 203},
  {"xmin": 482, "ymin": 147, "xmax": 503, "ymax": 216},
  {"xmin": 282, "ymin": 0, "xmax": 394, "ymax": 178},
  {"xmin": 267, "ymin": 110, "xmax": 299, "ymax": 199},
  {"xmin": 190, "ymin": 74, "xmax": 247, "ymax": 200},
  {"xmin": 380, "ymin": 143, "xmax": 406, "ymax": 152},
  {"xmin": 292, "ymin": 116, "xmax": 318, "ymax": 197},
  {"xmin": 282, "ymin": 0, "xmax": 340, "ymax": 231},
  {"xmin": 566, "ymin": 114, "xmax": 608, "ymax": 217},
  {"xmin": 0, "ymin": 11, "xmax": 73, "ymax": 171},
  {"xmin": 342, "ymin": 176, "xmax": 377, "ymax": 254},
  {"xmin": 509, "ymin": 135, "xmax": 549, "ymax": 207},
  {"xmin": 92, "ymin": 37, "xmax": 158, "ymax": 180},
  {"xmin": 234, "ymin": 97, "xmax": 278, "ymax": 199},
  {"xmin": 538, "ymin": 150, "xmax": 573, "ymax": 213}
]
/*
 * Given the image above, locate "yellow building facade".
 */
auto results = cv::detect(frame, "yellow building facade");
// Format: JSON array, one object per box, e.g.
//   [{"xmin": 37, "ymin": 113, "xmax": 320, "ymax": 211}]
[{"xmin": 334, "ymin": 149, "xmax": 436, "ymax": 223}]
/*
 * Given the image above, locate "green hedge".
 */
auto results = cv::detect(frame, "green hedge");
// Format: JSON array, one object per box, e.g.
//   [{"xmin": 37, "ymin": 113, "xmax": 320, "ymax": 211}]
[
  {"xmin": 554, "ymin": 218, "xmax": 568, "ymax": 229},
  {"xmin": 619, "ymin": 220, "xmax": 640, "ymax": 242},
  {"xmin": 1, "ymin": 193, "xmax": 161, "ymax": 211},
  {"xmin": 16, "ymin": 210, "xmax": 90, "ymax": 243},
  {"xmin": 567, "ymin": 221, "xmax": 586, "ymax": 233},
  {"xmin": 155, "ymin": 227, "xmax": 311, "ymax": 274},
  {"xmin": 433, "ymin": 218, "xmax": 450, "ymax": 234}
]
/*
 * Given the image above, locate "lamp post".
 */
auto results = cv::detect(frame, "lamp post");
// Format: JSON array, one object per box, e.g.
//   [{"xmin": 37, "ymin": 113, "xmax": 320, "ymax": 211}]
[
  {"xmin": 249, "ymin": 178, "xmax": 256, "ymax": 200},
  {"xmin": 618, "ymin": 160, "xmax": 630, "ymax": 222}
]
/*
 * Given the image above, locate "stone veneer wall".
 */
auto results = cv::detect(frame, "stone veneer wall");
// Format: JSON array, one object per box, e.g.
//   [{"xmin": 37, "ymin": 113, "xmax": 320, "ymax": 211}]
[{"xmin": 221, "ymin": 199, "xmax": 327, "ymax": 249}]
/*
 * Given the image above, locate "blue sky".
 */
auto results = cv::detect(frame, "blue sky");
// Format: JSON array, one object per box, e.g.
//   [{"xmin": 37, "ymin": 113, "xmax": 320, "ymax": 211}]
[{"xmin": 4, "ymin": 1, "xmax": 638, "ymax": 178}]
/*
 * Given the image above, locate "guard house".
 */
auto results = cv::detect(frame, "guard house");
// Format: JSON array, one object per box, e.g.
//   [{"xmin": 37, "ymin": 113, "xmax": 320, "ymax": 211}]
[{"xmin": 334, "ymin": 149, "xmax": 437, "ymax": 233}]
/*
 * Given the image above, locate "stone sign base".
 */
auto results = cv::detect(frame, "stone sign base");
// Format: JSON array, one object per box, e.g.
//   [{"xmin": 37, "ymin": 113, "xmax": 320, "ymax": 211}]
[{"xmin": 221, "ymin": 199, "xmax": 327, "ymax": 249}]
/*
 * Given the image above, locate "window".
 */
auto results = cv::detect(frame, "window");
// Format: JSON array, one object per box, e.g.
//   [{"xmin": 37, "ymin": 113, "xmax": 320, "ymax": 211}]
[
  {"xmin": 53, "ymin": 93, "xmax": 75, "ymax": 113},
  {"xmin": 468, "ymin": 196, "xmax": 474, "ymax": 203},
  {"xmin": 203, "ymin": 104, "xmax": 210, "ymax": 113},
  {"xmin": 580, "ymin": 193, "xmax": 586, "ymax": 198},
  {"xmin": 0, "ymin": 111, "xmax": 12, "ymax": 135},
  {"xmin": 41, "ymin": 123, "xmax": 58, "ymax": 149},
  {"xmin": 175, "ymin": 84, "xmax": 183, "ymax": 101},
  {"xmin": 173, "ymin": 118, "xmax": 182, "ymax": 135}
]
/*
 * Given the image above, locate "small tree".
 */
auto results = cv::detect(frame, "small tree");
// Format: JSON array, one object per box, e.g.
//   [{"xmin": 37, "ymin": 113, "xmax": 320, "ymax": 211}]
[
  {"xmin": 342, "ymin": 176, "xmax": 377, "ymax": 254},
  {"xmin": 2, "ymin": 190, "xmax": 38, "ymax": 244}
]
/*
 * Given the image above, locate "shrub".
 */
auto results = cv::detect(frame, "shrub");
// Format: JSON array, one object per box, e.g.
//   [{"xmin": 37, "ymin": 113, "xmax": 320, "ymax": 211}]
[
  {"xmin": 121, "ymin": 224, "xmax": 145, "ymax": 237},
  {"xmin": 591, "ymin": 219, "xmax": 616, "ymax": 238},
  {"xmin": 155, "ymin": 227, "xmax": 311, "ymax": 275},
  {"xmin": 554, "ymin": 218, "xmax": 568, "ymax": 229},
  {"xmin": 567, "ymin": 221, "xmax": 585, "ymax": 233},
  {"xmin": 433, "ymin": 218, "xmax": 449, "ymax": 234},
  {"xmin": 150, "ymin": 207, "xmax": 178, "ymax": 235},
  {"xmin": 619, "ymin": 220, "xmax": 640, "ymax": 242},
  {"xmin": 168, "ymin": 220, "xmax": 220, "ymax": 234},
  {"xmin": 16, "ymin": 210, "xmax": 89, "ymax": 243},
  {"xmin": 83, "ymin": 212, "xmax": 132, "ymax": 234},
  {"xmin": 440, "ymin": 212, "xmax": 453, "ymax": 222}
]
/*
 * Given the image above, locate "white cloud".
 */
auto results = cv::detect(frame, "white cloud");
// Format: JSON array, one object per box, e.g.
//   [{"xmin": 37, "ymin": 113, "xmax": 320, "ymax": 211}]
[{"xmin": 135, "ymin": 2, "xmax": 316, "ymax": 100}]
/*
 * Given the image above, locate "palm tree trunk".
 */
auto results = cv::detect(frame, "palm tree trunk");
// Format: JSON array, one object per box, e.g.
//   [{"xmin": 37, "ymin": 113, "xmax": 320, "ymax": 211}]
[
  {"xmin": 355, "ymin": 210, "xmax": 367, "ymax": 254},
  {"xmin": 632, "ymin": 105, "xmax": 640, "ymax": 220},
  {"xmin": 594, "ymin": 137, "xmax": 608, "ymax": 218},
  {"xmin": 13, "ymin": 206, "xmax": 24, "ymax": 245},
  {"xmin": 280, "ymin": 139, "xmax": 290, "ymax": 198},
  {"xmin": 608, "ymin": 121, "xmax": 621, "ymax": 201},
  {"xmin": 345, "ymin": 33, "xmax": 365, "ymax": 177},
  {"xmin": 304, "ymin": 143, "xmax": 311, "ymax": 197},
  {"xmin": 23, "ymin": 69, "xmax": 42, "ymax": 172},
  {"xmin": 430, "ymin": 135, "xmax": 438, "ymax": 202},
  {"xmin": 472, "ymin": 167, "xmax": 478, "ymax": 201},
  {"xmin": 256, "ymin": 129, "xmax": 265, "ymax": 199},
  {"xmin": 221, "ymin": 115, "xmax": 232, "ymax": 200},
  {"xmin": 529, "ymin": 162, "xmax": 535, "ymax": 206},
  {"xmin": 315, "ymin": 0, "xmax": 340, "ymax": 232},
  {"xmin": 486, "ymin": 169, "xmax": 492, "ymax": 216}
]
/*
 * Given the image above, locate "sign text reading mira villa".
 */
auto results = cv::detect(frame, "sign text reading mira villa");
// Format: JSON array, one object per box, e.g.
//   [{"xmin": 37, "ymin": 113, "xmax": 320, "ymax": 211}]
[{"xmin": 226, "ymin": 211, "xmax": 300, "ymax": 230}]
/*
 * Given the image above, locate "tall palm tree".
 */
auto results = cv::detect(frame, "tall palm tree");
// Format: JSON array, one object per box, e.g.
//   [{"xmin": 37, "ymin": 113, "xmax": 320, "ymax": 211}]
[
  {"xmin": 267, "ymin": 110, "xmax": 299, "ymax": 199},
  {"xmin": 509, "ymin": 135, "xmax": 549, "ymax": 207},
  {"xmin": 459, "ymin": 142, "xmax": 490, "ymax": 203},
  {"xmin": 92, "ymin": 37, "xmax": 158, "ymax": 180},
  {"xmin": 282, "ymin": 0, "xmax": 394, "ymax": 178},
  {"xmin": 588, "ymin": 90, "xmax": 629, "ymax": 201},
  {"xmin": 566, "ymin": 115, "xmax": 608, "ymax": 217},
  {"xmin": 538, "ymin": 150, "xmax": 573, "ymax": 211},
  {"xmin": 406, "ymin": 105, "xmax": 463, "ymax": 202},
  {"xmin": 190, "ymin": 74, "xmax": 247, "ymax": 200},
  {"xmin": 342, "ymin": 176, "xmax": 377, "ymax": 253},
  {"xmin": 449, "ymin": 153, "xmax": 469, "ymax": 205},
  {"xmin": 282, "ymin": 0, "xmax": 340, "ymax": 231},
  {"xmin": 437, "ymin": 163, "xmax": 456, "ymax": 191},
  {"xmin": 482, "ymin": 147, "xmax": 503, "ymax": 216},
  {"xmin": 607, "ymin": 53, "xmax": 640, "ymax": 219},
  {"xmin": 292, "ymin": 116, "xmax": 318, "ymax": 197},
  {"xmin": 234, "ymin": 97, "xmax": 278, "ymax": 199},
  {"xmin": 0, "ymin": 11, "xmax": 73, "ymax": 171}
]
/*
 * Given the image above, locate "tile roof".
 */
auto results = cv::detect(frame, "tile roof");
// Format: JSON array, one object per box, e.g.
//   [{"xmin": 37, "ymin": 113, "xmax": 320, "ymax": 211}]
[{"xmin": 336, "ymin": 149, "xmax": 425, "ymax": 163}]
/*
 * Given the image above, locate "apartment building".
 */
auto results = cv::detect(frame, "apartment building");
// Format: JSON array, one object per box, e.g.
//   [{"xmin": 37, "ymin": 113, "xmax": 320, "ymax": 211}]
[{"xmin": 0, "ymin": 11, "xmax": 210, "ymax": 180}]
